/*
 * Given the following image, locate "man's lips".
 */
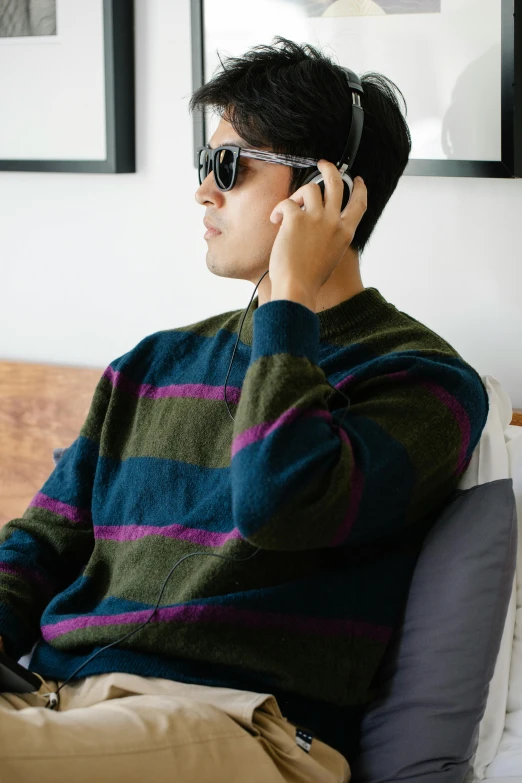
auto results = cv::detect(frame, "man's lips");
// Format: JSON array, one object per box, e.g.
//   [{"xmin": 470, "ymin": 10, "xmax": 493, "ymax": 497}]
[{"xmin": 203, "ymin": 219, "xmax": 222, "ymax": 238}]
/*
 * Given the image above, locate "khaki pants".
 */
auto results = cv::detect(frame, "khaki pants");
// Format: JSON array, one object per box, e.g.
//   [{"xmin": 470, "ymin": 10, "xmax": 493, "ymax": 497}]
[{"xmin": 0, "ymin": 671, "xmax": 351, "ymax": 783}]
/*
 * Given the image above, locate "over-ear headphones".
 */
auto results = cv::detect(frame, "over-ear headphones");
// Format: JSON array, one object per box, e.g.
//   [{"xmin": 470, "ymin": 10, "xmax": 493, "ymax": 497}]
[{"xmin": 300, "ymin": 67, "xmax": 364, "ymax": 211}]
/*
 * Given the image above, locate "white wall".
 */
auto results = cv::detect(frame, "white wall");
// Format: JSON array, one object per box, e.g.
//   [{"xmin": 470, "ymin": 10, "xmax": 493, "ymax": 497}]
[{"xmin": 1, "ymin": 0, "xmax": 521, "ymax": 406}]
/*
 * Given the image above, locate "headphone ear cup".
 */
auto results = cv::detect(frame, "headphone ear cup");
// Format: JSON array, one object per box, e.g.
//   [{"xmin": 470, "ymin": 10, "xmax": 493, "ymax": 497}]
[
  {"xmin": 298, "ymin": 169, "xmax": 322, "ymax": 210},
  {"xmin": 300, "ymin": 169, "xmax": 353, "ymax": 212},
  {"xmin": 300, "ymin": 169, "xmax": 322, "ymax": 189},
  {"xmin": 340, "ymin": 174, "xmax": 354, "ymax": 211}
]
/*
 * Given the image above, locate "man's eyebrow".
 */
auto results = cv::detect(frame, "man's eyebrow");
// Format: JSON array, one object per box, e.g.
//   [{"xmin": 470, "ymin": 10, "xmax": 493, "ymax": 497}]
[{"xmin": 208, "ymin": 140, "xmax": 247, "ymax": 150}]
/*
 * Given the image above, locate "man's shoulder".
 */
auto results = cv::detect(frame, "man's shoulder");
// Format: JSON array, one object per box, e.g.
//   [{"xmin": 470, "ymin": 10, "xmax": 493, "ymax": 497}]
[
  {"xmin": 368, "ymin": 305, "xmax": 489, "ymax": 432},
  {"xmin": 391, "ymin": 308, "xmax": 463, "ymax": 358},
  {"xmin": 355, "ymin": 298, "xmax": 462, "ymax": 360},
  {"xmin": 342, "ymin": 302, "xmax": 488, "ymax": 418},
  {"xmin": 169, "ymin": 306, "xmax": 245, "ymax": 340},
  {"xmin": 107, "ymin": 307, "xmax": 244, "ymax": 376}
]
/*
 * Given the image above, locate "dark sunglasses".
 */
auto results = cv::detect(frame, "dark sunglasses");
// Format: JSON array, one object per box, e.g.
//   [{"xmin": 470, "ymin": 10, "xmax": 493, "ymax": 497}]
[
  {"xmin": 197, "ymin": 145, "xmax": 319, "ymax": 192},
  {"xmin": 197, "ymin": 145, "xmax": 242, "ymax": 191}
]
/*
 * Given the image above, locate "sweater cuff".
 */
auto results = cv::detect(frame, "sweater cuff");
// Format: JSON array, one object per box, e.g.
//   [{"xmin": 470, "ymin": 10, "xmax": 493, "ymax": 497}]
[{"xmin": 250, "ymin": 300, "xmax": 320, "ymax": 366}]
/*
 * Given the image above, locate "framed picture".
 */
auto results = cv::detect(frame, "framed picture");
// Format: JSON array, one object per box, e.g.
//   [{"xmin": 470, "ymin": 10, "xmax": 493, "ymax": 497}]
[
  {"xmin": 0, "ymin": 0, "xmax": 135, "ymax": 174},
  {"xmin": 191, "ymin": 0, "xmax": 521, "ymax": 178}
]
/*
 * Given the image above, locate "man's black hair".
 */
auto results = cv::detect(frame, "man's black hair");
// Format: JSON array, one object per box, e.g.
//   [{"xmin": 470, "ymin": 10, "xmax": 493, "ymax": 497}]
[{"xmin": 189, "ymin": 36, "xmax": 411, "ymax": 255}]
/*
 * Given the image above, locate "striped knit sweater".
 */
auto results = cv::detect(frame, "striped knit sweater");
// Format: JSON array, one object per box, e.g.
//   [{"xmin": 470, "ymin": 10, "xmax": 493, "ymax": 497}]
[{"xmin": 0, "ymin": 287, "xmax": 489, "ymax": 763}]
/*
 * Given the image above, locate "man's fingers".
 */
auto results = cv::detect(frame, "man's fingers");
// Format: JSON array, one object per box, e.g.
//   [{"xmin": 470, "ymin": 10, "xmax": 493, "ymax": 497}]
[
  {"xmin": 341, "ymin": 176, "xmax": 367, "ymax": 224},
  {"xmin": 315, "ymin": 159, "xmax": 343, "ymax": 213}
]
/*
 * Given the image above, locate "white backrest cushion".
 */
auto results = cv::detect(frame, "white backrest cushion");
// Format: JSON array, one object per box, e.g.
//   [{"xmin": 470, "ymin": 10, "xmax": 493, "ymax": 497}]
[{"xmin": 465, "ymin": 379, "xmax": 520, "ymax": 781}]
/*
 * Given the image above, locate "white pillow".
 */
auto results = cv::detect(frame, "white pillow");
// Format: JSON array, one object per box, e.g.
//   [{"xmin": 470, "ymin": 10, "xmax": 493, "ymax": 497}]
[
  {"xmin": 479, "ymin": 422, "xmax": 522, "ymax": 780},
  {"xmin": 465, "ymin": 379, "xmax": 521, "ymax": 781}
]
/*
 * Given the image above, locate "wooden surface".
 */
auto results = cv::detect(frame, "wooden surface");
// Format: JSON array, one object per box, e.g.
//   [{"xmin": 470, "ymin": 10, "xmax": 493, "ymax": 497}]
[
  {"xmin": 0, "ymin": 361, "xmax": 101, "ymax": 527},
  {"xmin": 0, "ymin": 360, "xmax": 521, "ymax": 528}
]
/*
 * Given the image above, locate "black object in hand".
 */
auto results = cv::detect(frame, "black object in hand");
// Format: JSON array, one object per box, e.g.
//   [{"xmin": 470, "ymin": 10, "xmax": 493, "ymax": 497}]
[{"xmin": 0, "ymin": 650, "xmax": 42, "ymax": 693}]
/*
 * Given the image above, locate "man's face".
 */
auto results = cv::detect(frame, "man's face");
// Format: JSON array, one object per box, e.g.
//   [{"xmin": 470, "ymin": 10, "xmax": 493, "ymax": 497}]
[{"xmin": 194, "ymin": 118, "xmax": 293, "ymax": 284}]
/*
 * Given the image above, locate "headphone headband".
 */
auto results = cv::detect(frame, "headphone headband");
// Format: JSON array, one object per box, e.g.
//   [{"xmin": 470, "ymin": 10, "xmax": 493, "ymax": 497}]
[{"xmin": 336, "ymin": 67, "xmax": 364, "ymax": 176}]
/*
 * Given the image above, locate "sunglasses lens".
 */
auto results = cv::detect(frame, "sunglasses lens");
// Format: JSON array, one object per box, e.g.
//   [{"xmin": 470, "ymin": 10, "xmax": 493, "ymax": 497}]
[
  {"xmin": 215, "ymin": 148, "xmax": 235, "ymax": 190},
  {"xmin": 198, "ymin": 147, "xmax": 236, "ymax": 189}
]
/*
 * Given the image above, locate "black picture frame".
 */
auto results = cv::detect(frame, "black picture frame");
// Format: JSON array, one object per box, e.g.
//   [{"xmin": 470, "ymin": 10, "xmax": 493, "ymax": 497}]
[
  {"xmin": 0, "ymin": 0, "xmax": 135, "ymax": 174},
  {"xmin": 191, "ymin": 0, "xmax": 521, "ymax": 178}
]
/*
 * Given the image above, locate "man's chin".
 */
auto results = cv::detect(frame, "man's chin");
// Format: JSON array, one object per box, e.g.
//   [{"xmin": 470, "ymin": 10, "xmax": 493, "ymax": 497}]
[
  {"xmin": 205, "ymin": 250, "xmax": 267, "ymax": 283},
  {"xmin": 205, "ymin": 254, "xmax": 237, "ymax": 279}
]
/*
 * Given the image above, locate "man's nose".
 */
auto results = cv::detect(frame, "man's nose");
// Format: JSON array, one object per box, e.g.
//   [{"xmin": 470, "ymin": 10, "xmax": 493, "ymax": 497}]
[{"xmin": 195, "ymin": 172, "xmax": 222, "ymax": 205}]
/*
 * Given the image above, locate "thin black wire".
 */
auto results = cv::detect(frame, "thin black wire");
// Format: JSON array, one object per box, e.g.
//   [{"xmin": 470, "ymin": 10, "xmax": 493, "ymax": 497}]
[{"xmin": 45, "ymin": 546, "xmax": 262, "ymax": 706}]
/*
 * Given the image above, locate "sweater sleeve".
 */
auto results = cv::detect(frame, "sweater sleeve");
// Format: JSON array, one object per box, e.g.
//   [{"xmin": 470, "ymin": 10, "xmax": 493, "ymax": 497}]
[
  {"xmin": 0, "ymin": 368, "xmax": 113, "ymax": 661},
  {"xmin": 230, "ymin": 299, "xmax": 490, "ymax": 552}
]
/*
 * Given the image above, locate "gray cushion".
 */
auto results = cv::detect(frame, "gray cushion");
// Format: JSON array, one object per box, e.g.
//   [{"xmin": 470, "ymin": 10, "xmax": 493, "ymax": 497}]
[{"xmin": 351, "ymin": 479, "xmax": 517, "ymax": 783}]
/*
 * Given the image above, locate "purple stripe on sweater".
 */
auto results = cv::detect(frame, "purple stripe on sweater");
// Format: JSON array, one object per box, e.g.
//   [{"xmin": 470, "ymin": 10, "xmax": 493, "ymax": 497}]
[
  {"xmin": 41, "ymin": 602, "xmax": 392, "ymax": 644},
  {"xmin": 103, "ymin": 366, "xmax": 242, "ymax": 405},
  {"xmin": 94, "ymin": 523, "xmax": 243, "ymax": 547},
  {"xmin": 334, "ymin": 373, "xmax": 355, "ymax": 393},
  {"xmin": 0, "ymin": 562, "xmax": 54, "ymax": 594},
  {"xmin": 419, "ymin": 378, "xmax": 471, "ymax": 473},
  {"xmin": 29, "ymin": 492, "xmax": 92, "ymax": 525},
  {"xmin": 384, "ymin": 370, "xmax": 409, "ymax": 381},
  {"xmin": 231, "ymin": 408, "xmax": 331, "ymax": 458}
]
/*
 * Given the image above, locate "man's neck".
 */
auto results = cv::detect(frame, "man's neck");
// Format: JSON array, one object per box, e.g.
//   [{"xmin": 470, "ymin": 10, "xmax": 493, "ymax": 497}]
[{"xmin": 256, "ymin": 249, "xmax": 364, "ymax": 312}]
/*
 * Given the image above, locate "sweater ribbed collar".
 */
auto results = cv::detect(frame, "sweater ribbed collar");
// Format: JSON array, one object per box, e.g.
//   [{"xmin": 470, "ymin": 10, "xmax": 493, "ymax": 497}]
[{"xmin": 238, "ymin": 287, "xmax": 392, "ymax": 345}]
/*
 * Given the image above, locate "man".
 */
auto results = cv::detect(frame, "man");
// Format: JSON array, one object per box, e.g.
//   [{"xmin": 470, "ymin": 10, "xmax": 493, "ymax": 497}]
[{"xmin": 0, "ymin": 36, "xmax": 488, "ymax": 783}]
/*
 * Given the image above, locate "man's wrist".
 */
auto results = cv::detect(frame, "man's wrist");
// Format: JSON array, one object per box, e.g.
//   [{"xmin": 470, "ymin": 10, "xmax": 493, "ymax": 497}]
[{"xmin": 270, "ymin": 280, "xmax": 317, "ymax": 313}]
